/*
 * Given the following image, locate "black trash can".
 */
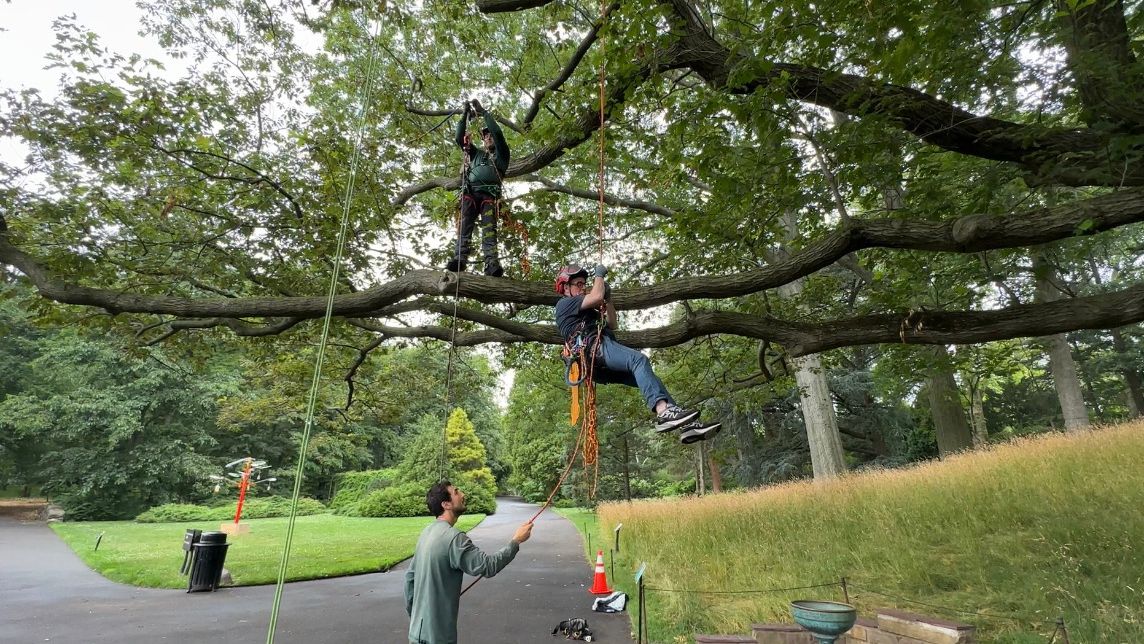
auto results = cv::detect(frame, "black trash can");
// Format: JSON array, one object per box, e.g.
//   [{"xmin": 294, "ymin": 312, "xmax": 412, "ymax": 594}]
[
  {"xmin": 180, "ymin": 529, "xmax": 202, "ymax": 575},
  {"xmin": 187, "ymin": 531, "xmax": 230, "ymax": 593}
]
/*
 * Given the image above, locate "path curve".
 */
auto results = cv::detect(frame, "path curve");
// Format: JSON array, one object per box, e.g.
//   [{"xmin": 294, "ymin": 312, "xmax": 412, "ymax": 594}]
[{"xmin": 0, "ymin": 498, "xmax": 632, "ymax": 643}]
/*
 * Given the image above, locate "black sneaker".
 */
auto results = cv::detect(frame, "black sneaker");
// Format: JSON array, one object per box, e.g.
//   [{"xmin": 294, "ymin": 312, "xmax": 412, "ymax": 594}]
[
  {"xmin": 654, "ymin": 405, "xmax": 700, "ymax": 432},
  {"xmin": 445, "ymin": 258, "xmax": 466, "ymax": 272},
  {"xmin": 484, "ymin": 260, "xmax": 504, "ymax": 278},
  {"xmin": 680, "ymin": 421, "xmax": 721, "ymax": 444}
]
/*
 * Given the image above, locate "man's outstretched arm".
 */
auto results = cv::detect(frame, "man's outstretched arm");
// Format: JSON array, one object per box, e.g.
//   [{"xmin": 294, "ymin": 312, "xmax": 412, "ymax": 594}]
[{"xmin": 450, "ymin": 522, "xmax": 532, "ymax": 578}]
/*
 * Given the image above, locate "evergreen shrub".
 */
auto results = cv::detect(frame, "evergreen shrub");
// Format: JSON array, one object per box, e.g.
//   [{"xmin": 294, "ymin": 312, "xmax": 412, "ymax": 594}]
[
  {"xmin": 330, "ymin": 468, "xmax": 398, "ymax": 514},
  {"xmin": 135, "ymin": 497, "xmax": 326, "ymax": 522}
]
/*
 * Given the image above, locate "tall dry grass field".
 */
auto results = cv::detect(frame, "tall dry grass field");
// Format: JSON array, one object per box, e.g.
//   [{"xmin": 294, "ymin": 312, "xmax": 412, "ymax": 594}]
[{"xmin": 598, "ymin": 422, "xmax": 1144, "ymax": 643}]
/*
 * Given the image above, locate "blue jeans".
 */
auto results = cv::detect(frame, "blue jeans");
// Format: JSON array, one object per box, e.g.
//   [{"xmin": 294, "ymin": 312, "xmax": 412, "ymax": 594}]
[{"xmin": 593, "ymin": 335, "xmax": 674, "ymax": 411}]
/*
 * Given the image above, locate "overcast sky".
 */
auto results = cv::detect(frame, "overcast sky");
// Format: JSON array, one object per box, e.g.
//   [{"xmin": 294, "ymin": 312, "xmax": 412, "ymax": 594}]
[
  {"xmin": 1, "ymin": 1, "xmax": 170, "ymax": 93},
  {"xmin": 1, "ymin": 1, "xmax": 178, "ymax": 163}
]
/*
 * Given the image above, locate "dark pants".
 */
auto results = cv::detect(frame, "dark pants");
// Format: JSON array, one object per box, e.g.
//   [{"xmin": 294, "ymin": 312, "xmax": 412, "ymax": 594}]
[{"xmin": 453, "ymin": 190, "xmax": 499, "ymax": 267}]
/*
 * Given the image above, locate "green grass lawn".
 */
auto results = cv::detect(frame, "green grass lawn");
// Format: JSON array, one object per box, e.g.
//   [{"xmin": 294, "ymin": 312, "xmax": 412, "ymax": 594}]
[
  {"xmin": 599, "ymin": 422, "xmax": 1144, "ymax": 644},
  {"xmin": 51, "ymin": 513, "xmax": 484, "ymax": 588}
]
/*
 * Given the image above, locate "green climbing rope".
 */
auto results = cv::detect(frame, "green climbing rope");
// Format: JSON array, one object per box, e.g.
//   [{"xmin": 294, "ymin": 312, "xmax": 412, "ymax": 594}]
[{"xmin": 264, "ymin": 15, "xmax": 382, "ymax": 644}]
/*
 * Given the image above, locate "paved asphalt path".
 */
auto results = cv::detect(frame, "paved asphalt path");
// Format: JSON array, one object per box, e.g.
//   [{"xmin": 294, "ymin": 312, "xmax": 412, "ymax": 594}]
[{"xmin": 0, "ymin": 498, "xmax": 632, "ymax": 643}]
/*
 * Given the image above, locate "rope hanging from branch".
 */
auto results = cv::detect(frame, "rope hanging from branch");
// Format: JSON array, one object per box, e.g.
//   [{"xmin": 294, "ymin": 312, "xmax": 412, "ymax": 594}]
[{"xmin": 265, "ymin": 15, "xmax": 381, "ymax": 644}]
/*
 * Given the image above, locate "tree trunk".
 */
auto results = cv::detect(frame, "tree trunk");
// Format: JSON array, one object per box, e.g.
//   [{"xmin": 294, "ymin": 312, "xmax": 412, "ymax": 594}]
[
  {"xmin": 1034, "ymin": 259, "xmax": 1090, "ymax": 430},
  {"xmin": 791, "ymin": 352, "xmax": 848, "ymax": 477},
  {"xmin": 622, "ymin": 436, "xmax": 632, "ymax": 501},
  {"xmin": 778, "ymin": 212, "xmax": 846, "ymax": 480},
  {"xmin": 970, "ymin": 385, "xmax": 988, "ymax": 447},
  {"xmin": 1112, "ymin": 327, "xmax": 1144, "ymax": 417},
  {"xmin": 696, "ymin": 443, "xmax": 706, "ymax": 495},
  {"xmin": 707, "ymin": 451, "xmax": 723, "ymax": 493},
  {"xmin": 927, "ymin": 346, "xmax": 974, "ymax": 455}
]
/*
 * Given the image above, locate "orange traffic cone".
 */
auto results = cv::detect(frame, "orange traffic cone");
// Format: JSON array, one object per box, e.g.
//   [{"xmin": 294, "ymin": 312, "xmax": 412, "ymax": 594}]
[{"xmin": 589, "ymin": 550, "xmax": 612, "ymax": 595}]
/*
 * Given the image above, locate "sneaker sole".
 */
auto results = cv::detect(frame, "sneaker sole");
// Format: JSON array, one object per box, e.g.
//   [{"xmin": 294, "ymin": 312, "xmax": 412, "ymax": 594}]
[
  {"xmin": 654, "ymin": 409, "xmax": 700, "ymax": 432},
  {"xmin": 680, "ymin": 423, "xmax": 721, "ymax": 445}
]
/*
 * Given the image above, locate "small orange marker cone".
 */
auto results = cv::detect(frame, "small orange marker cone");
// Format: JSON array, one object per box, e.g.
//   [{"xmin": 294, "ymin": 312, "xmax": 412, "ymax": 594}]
[{"xmin": 589, "ymin": 550, "xmax": 612, "ymax": 595}]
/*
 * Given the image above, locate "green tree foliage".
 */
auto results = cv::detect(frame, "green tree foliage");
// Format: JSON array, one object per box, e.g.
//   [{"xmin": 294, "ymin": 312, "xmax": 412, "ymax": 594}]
[
  {"xmin": 0, "ymin": 329, "xmax": 218, "ymax": 519},
  {"xmin": 349, "ymin": 408, "xmax": 499, "ymax": 516},
  {"xmin": 0, "ymin": 291, "xmax": 47, "ymax": 493},
  {"xmin": 4, "ymin": 0, "xmax": 1144, "ymax": 499},
  {"xmin": 438, "ymin": 408, "xmax": 498, "ymax": 514},
  {"xmin": 329, "ymin": 468, "xmax": 399, "ymax": 513},
  {"xmin": 135, "ymin": 497, "xmax": 326, "ymax": 523}
]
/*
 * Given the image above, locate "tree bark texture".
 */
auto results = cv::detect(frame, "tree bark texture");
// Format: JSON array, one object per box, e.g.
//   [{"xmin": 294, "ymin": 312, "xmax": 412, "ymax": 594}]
[
  {"xmin": 1112, "ymin": 328, "xmax": 1144, "ymax": 418},
  {"xmin": 926, "ymin": 347, "xmax": 974, "ymax": 455},
  {"xmin": 971, "ymin": 385, "xmax": 988, "ymax": 448},
  {"xmin": 1034, "ymin": 258, "xmax": 1090, "ymax": 431},
  {"xmin": 792, "ymin": 352, "xmax": 847, "ymax": 478},
  {"xmin": 778, "ymin": 285, "xmax": 847, "ymax": 478},
  {"xmin": 707, "ymin": 451, "xmax": 722, "ymax": 493},
  {"xmin": 779, "ymin": 210, "xmax": 846, "ymax": 480}
]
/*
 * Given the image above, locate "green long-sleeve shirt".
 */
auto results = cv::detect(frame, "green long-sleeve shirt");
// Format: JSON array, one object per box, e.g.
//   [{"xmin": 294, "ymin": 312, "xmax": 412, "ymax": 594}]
[
  {"xmin": 456, "ymin": 112, "xmax": 510, "ymax": 198},
  {"xmin": 404, "ymin": 519, "xmax": 520, "ymax": 644}
]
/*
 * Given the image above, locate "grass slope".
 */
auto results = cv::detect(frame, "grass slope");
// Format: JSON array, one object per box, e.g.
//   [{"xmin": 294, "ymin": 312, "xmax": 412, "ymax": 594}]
[
  {"xmin": 598, "ymin": 422, "xmax": 1144, "ymax": 644},
  {"xmin": 52, "ymin": 513, "xmax": 484, "ymax": 588}
]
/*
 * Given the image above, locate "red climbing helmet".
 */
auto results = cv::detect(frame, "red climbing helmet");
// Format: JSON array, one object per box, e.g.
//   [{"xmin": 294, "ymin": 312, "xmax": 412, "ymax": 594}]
[{"xmin": 554, "ymin": 265, "xmax": 589, "ymax": 294}]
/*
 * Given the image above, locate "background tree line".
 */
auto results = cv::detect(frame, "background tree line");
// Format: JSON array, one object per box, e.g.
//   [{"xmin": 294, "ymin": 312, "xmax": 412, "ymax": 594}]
[{"xmin": 3, "ymin": 0, "xmax": 1144, "ymax": 511}]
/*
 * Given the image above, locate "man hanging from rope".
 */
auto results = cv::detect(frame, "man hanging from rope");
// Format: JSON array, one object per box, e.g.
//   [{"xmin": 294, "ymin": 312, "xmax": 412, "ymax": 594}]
[
  {"xmin": 554, "ymin": 264, "xmax": 721, "ymax": 445},
  {"xmin": 445, "ymin": 99, "xmax": 510, "ymax": 277}
]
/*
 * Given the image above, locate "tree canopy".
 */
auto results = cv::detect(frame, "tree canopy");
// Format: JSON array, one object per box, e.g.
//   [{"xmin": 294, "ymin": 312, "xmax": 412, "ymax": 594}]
[{"xmin": 3, "ymin": 0, "xmax": 1143, "ymax": 368}]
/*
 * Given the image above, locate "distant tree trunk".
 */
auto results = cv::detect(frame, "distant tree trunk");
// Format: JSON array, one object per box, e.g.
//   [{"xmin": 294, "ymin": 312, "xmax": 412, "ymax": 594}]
[
  {"xmin": 707, "ymin": 451, "xmax": 723, "ymax": 493},
  {"xmin": 622, "ymin": 436, "xmax": 631, "ymax": 501},
  {"xmin": 777, "ymin": 212, "xmax": 846, "ymax": 480},
  {"xmin": 1112, "ymin": 328, "xmax": 1144, "ymax": 417},
  {"xmin": 1035, "ymin": 258, "xmax": 1090, "ymax": 430},
  {"xmin": 927, "ymin": 346, "xmax": 974, "ymax": 454},
  {"xmin": 791, "ymin": 352, "xmax": 848, "ymax": 477},
  {"xmin": 970, "ymin": 386, "xmax": 988, "ymax": 447},
  {"xmin": 696, "ymin": 443, "xmax": 706, "ymax": 495}
]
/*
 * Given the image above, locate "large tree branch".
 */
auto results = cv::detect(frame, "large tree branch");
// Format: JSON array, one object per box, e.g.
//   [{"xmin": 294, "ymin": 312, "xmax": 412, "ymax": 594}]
[
  {"xmin": 142, "ymin": 316, "xmax": 305, "ymax": 345},
  {"xmin": 475, "ymin": 0, "xmax": 556, "ymax": 12},
  {"xmin": 657, "ymin": 0, "xmax": 1144, "ymax": 187},
  {"xmin": 393, "ymin": 46, "xmax": 657, "ymax": 205},
  {"xmin": 518, "ymin": 173, "xmax": 675, "ymax": 217},
  {"xmin": 297, "ymin": 282, "xmax": 1144, "ymax": 359},
  {"xmin": 7, "ymin": 188, "xmax": 1144, "ymax": 319}
]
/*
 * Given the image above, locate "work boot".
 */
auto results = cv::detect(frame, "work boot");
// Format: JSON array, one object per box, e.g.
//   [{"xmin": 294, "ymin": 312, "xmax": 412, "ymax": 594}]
[
  {"xmin": 484, "ymin": 259, "xmax": 505, "ymax": 278},
  {"xmin": 679, "ymin": 421, "xmax": 722, "ymax": 445},
  {"xmin": 445, "ymin": 258, "xmax": 466, "ymax": 273},
  {"xmin": 654, "ymin": 405, "xmax": 699, "ymax": 432}
]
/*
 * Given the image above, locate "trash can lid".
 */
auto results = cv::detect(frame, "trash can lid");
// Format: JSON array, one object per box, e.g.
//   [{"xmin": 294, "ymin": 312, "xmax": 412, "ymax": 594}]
[{"xmin": 199, "ymin": 531, "xmax": 227, "ymax": 544}]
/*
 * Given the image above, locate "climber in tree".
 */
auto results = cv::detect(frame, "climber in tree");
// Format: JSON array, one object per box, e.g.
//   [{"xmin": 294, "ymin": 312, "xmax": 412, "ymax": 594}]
[
  {"xmin": 446, "ymin": 99, "xmax": 510, "ymax": 277},
  {"xmin": 554, "ymin": 264, "xmax": 722, "ymax": 445}
]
